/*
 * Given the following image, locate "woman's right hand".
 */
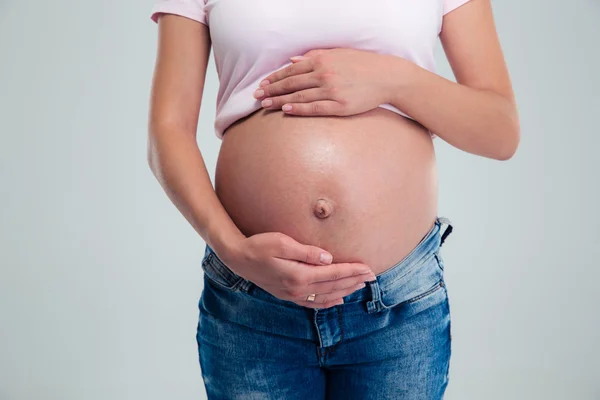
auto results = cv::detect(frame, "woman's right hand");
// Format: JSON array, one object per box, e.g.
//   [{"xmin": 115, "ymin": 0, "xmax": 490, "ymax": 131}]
[{"xmin": 220, "ymin": 232, "xmax": 377, "ymax": 309}]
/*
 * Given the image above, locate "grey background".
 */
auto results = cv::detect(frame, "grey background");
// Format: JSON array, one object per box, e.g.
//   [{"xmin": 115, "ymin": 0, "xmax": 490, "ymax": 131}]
[{"xmin": 1, "ymin": 0, "xmax": 598, "ymax": 399}]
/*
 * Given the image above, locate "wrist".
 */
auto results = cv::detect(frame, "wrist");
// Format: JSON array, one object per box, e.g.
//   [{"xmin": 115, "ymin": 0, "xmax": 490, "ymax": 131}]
[
  {"xmin": 205, "ymin": 220, "xmax": 246, "ymax": 268},
  {"xmin": 378, "ymin": 53, "xmax": 413, "ymax": 105}
]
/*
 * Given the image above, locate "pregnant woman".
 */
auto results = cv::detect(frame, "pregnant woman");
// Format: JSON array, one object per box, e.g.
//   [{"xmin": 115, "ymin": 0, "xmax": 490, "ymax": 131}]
[{"xmin": 148, "ymin": 0, "xmax": 519, "ymax": 398}]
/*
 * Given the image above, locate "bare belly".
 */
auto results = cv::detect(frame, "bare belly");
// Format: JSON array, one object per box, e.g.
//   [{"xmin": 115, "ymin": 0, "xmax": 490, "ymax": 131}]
[{"xmin": 215, "ymin": 107, "xmax": 438, "ymax": 275}]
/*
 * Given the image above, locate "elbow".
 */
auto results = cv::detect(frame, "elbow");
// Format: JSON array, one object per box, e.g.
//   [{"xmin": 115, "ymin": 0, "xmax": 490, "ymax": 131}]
[
  {"xmin": 147, "ymin": 136, "xmax": 156, "ymax": 173},
  {"xmin": 491, "ymin": 109, "xmax": 521, "ymax": 161},
  {"xmin": 146, "ymin": 120, "xmax": 168, "ymax": 175},
  {"xmin": 147, "ymin": 128, "xmax": 162, "ymax": 176}
]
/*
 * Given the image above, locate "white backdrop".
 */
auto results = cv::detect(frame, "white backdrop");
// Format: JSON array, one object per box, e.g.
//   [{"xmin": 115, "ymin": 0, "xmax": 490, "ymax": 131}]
[{"xmin": 1, "ymin": 0, "xmax": 599, "ymax": 399}]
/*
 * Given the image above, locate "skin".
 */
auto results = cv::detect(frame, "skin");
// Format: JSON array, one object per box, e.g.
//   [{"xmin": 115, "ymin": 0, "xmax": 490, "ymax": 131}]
[{"xmin": 148, "ymin": 0, "xmax": 519, "ymax": 308}]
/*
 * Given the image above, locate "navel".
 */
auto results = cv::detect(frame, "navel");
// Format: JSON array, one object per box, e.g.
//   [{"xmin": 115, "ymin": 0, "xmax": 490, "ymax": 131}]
[{"xmin": 313, "ymin": 198, "xmax": 334, "ymax": 219}]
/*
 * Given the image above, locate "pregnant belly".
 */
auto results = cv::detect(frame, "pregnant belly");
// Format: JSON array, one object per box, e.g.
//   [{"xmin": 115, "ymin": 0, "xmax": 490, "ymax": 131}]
[{"xmin": 215, "ymin": 107, "xmax": 438, "ymax": 275}]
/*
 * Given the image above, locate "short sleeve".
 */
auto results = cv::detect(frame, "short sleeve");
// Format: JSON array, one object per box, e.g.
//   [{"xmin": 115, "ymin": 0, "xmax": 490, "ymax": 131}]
[
  {"xmin": 442, "ymin": 0, "xmax": 472, "ymax": 16},
  {"xmin": 150, "ymin": 0, "xmax": 207, "ymax": 25}
]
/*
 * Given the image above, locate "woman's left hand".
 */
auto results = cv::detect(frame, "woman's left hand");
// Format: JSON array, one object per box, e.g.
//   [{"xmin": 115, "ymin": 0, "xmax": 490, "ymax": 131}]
[{"xmin": 253, "ymin": 48, "xmax": 396, "ymax": 116}]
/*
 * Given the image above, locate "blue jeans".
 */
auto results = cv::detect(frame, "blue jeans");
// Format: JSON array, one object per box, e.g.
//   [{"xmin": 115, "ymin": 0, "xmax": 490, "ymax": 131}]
[{"xmin": 197, "ymin": 216, "xmax": 454, "ymax": 399}]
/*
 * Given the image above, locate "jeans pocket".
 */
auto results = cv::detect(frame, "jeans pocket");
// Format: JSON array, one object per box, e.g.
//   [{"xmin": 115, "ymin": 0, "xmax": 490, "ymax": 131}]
[
  {"xmin": 406, "ymin": 280, "xmax": 445, "ymax": 305},
  {"xmin": 377, "ymin": 252, "xmax": 446, "ymax": 313},
  {"xmin": 201, "ymin": 251, "xmax": 245, "ymax": 292}
]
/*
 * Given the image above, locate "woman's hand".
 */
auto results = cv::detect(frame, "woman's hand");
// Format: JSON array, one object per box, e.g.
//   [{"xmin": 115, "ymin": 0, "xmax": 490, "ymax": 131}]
[
  {"xmin": 253, "ymin": 48, "xmax": 397, "ymax": 117},
  {"xmin": 221, "ymin": 232, "xmax": 377, "ymax": 309}
]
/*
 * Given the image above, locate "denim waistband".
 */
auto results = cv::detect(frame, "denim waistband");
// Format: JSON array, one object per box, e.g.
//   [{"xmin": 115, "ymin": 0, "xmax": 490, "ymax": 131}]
[
  {"xmin": 202, "ymin": 217, "xmax": 452, "ymax": 302},
  {"xmin": 200, "ymin": 216, "xmax": 453, "ymax": 346},
  {"xmin": 371, "ymin": 216, "xmax": 451, "ymax": 291},
  {"xmin": 342, "ymin": 216, "xmax": 452, "ymax": 313}
]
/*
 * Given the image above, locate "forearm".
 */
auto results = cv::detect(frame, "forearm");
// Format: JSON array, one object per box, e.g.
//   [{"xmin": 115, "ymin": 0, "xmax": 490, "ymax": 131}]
[
  {"xmin": 147, "ymin": 126, "xmax": 246, "ymax": 260},
  {"xmin": 381, "ymin": 54, "xmax": 520, "ymax": 160}
]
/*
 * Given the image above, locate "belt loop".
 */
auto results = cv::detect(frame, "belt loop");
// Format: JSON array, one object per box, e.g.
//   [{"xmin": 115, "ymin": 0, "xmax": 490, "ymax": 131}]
[
  {"xmin": 438, "ymin": 216, "xmax": 453, "ymax": 247},
  {"xmin": 365, "ymin": 280, "xmax": 384, "ymax": 314},
  {"xmin": 238, "ymin": 279, "xmax": 253, "ymax": 293}
]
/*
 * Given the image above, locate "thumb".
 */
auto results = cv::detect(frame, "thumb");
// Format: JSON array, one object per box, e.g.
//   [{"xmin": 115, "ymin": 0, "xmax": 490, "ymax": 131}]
[
  {"xmin": 282, "ymin": 237, "xmax": 334, "ymax": 265},
  {"xmin": 306, "ymin": 245, "xmax": 334, "ymax": 265}
]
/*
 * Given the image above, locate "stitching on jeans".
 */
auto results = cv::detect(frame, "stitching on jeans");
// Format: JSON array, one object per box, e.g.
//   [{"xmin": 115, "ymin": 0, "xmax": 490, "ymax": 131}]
[
  {"xmin": 314, "ymin": 311, "xmax": 324, "ymax": 350},
  {"xmin": 381, "ymin": 251, "xmax": 437, "ymax": 291},
  {"xmin": 323, "ymin": 338, "xmax": 341, "ymax": 355},
  {"xmin": 202, "ymin": 252, "xmax": 213, "ymax": 267},
  {"xmin": 203, "ymin": 262, "xmax": 242, "ymax": 292},
  {"xmin": 406, "ymin": 280, "xmax": 444, "ymax": 304},
  {"xmin": 337, "ymin": 304, "xmax": 344, "ymax": 345},
  {"xmin": 211, "ymin": 253, "xmax": 240, "ymax": 281},
  {"xmin": 434, "ymin": 253, "xmax": 444, "ymax": 271},
  {"xmin": 378, "ymin": 279, "xmax": 444, "ymax": 310},
  {"xmin": 378, "ymin": 221, "xmax": 438, "ymax": 277},
  {"xmin": 203, "ymin": 251, "xmax": 245, "ymax": 291},
  {"xmin": 317, "ymin": 308, "xmax": 345, "ymax": 355},
  {"xmin": 239, "ymin": 284, "xmax": 307, "ymax": 310},
  {"xmin": 203, "ymin": 273, "xmax": 238, "ymax": 292},
  {"xmin": 443, "ymin": 283, "xmax": 452, "ymax": 381}
]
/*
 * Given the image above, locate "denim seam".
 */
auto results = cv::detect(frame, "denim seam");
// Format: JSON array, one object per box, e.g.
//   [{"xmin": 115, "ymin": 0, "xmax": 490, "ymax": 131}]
[
  {"xmin": 314, "ymin": 311, "xmax": 324, "ymax": 350},
  {"xmin": 203, "ymin": 252, "xmax": 249, "ymax": 292},
  {"xmin": 331, "ymin": 304, "xmax": 344, "ymax": 351},
  {"xmin": 199, "ymin": 304, "xmax": 308, "ymax": 346},
  {"xmin": 238, "ymin": 284, "xmax": 309, "ymax": 311},
  {"xmin": 203, "ymin": 272, "xmax": 241, "ymax": 293},
  {"xmin": 434, "ymin": 253, "xmax": 444, "ymax": 271},
  {"xmin": 378, "ymin": 279, "xmax": 444, "ymax": 310},
  {"xmin": 313, "ymin": 309, "xmax": 344, "ymax": 354},
  {"xmin": 210, "ymin": 253, "xmax": 242, "ymax": 283},
  {"xmin": 443, "ymin": 283, "xmax": 452, "ymax": 381},
  {"xmin": 443, "ymin": 284, "xmax": 451, "ymax": 340},
  {"xmin": 241, "ymin": 283, "xmax": 366, "ymax": 314},
  {"xmin": 406, "ymin": 280, "xmax": 444, "ymax": 304},
  {"xmin": 203, "ymin": 270, "xmax": 244, "ymax": 292},
  {"xmin": 380, "ymin": 250, "xmax": 438, "ymax": 292},
  {"xmin": 376, "ymin": 220, "xmax": 439, "ymax": 278}
]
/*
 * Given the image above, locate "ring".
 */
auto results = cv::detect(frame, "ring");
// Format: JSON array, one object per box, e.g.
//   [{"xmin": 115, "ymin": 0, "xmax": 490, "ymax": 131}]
[{"xmin": 306, "ymin": 293, "xmax": 316, "ymax": 302}]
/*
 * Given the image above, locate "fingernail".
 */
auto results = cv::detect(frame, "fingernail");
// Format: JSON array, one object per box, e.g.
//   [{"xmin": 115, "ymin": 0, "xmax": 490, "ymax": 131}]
[
  {"xmin": 259, "ymin": 79, "xmax": 270, "ymax": 87},
  {"xmin": 290, "ymin": 56, "xmax": 304, "ymax": 61},
  {"xmin": 320, "ymin": 253, "xmax": 332, "ymax": 264},
  {"xmin": 253, "ymin": 89, "xmax": 264, "ymax": 98},
  {"xmin": 336, "ymin": 299, "xmax": 344, "ymax": 305},
  {"xmin": 282, "ymin": 104, "xmax": 292, "ymax": 112},
  {"xmin": 357, "ymin": 283, "xmax": 366, "ymax": 288},
  {"xmin": 261, "ymin": 99, "xmax": 272, "ymax": 107}
]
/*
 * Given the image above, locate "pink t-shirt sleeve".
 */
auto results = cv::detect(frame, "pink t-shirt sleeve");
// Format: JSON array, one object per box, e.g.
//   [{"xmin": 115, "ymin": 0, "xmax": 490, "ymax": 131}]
[
  {"xmin": 150, "ymin": 0, "xmax": 207, "ymax": 25},
  {"xmin": 442, "ymin": 0, "xmax": 472, "ymax": 15}
]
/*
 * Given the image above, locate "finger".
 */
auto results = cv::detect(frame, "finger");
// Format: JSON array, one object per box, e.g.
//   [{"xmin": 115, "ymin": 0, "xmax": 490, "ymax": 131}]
[
  {"xmin": 295, "ymin": 297, "xmax": 344, "ymax": 309},
  {"xmin": 309, "ymin": 282, "xmax": 367, "ymax": 304},
  {"xmin": 261, "ymin": 88, "xmax": 327, "ymax": 110},
  {"xmin": 272, "ymin": 235, "xmax": 336, "ymax": 266},
  {"xmin": 289, "ymin": 56, "xmax": 307, "ymax": 63},
  {"xmin": 259, "ymin": 60, "xmax": 314, "ymax": 86},
  {"xmin": 308, "ymin": 262, "xmax": 373, "ymax": 283},
  {"xmin": 306, "ymin": 273, "xmax": 376, "ymax": 294},
  {"xmin": 258, "ymin": 73, "xmax": 320, "ymax": 99},
  {"xmin": 302, "ymin": 49, "xmax": 330, "ymax": 58},
  {"xmin": 295, "ymin": 282, "xmax": 367, "ymax": 308},
  {"xmin": 281, "ymin": 101, "xmax": 343, "ymax": 116}
]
